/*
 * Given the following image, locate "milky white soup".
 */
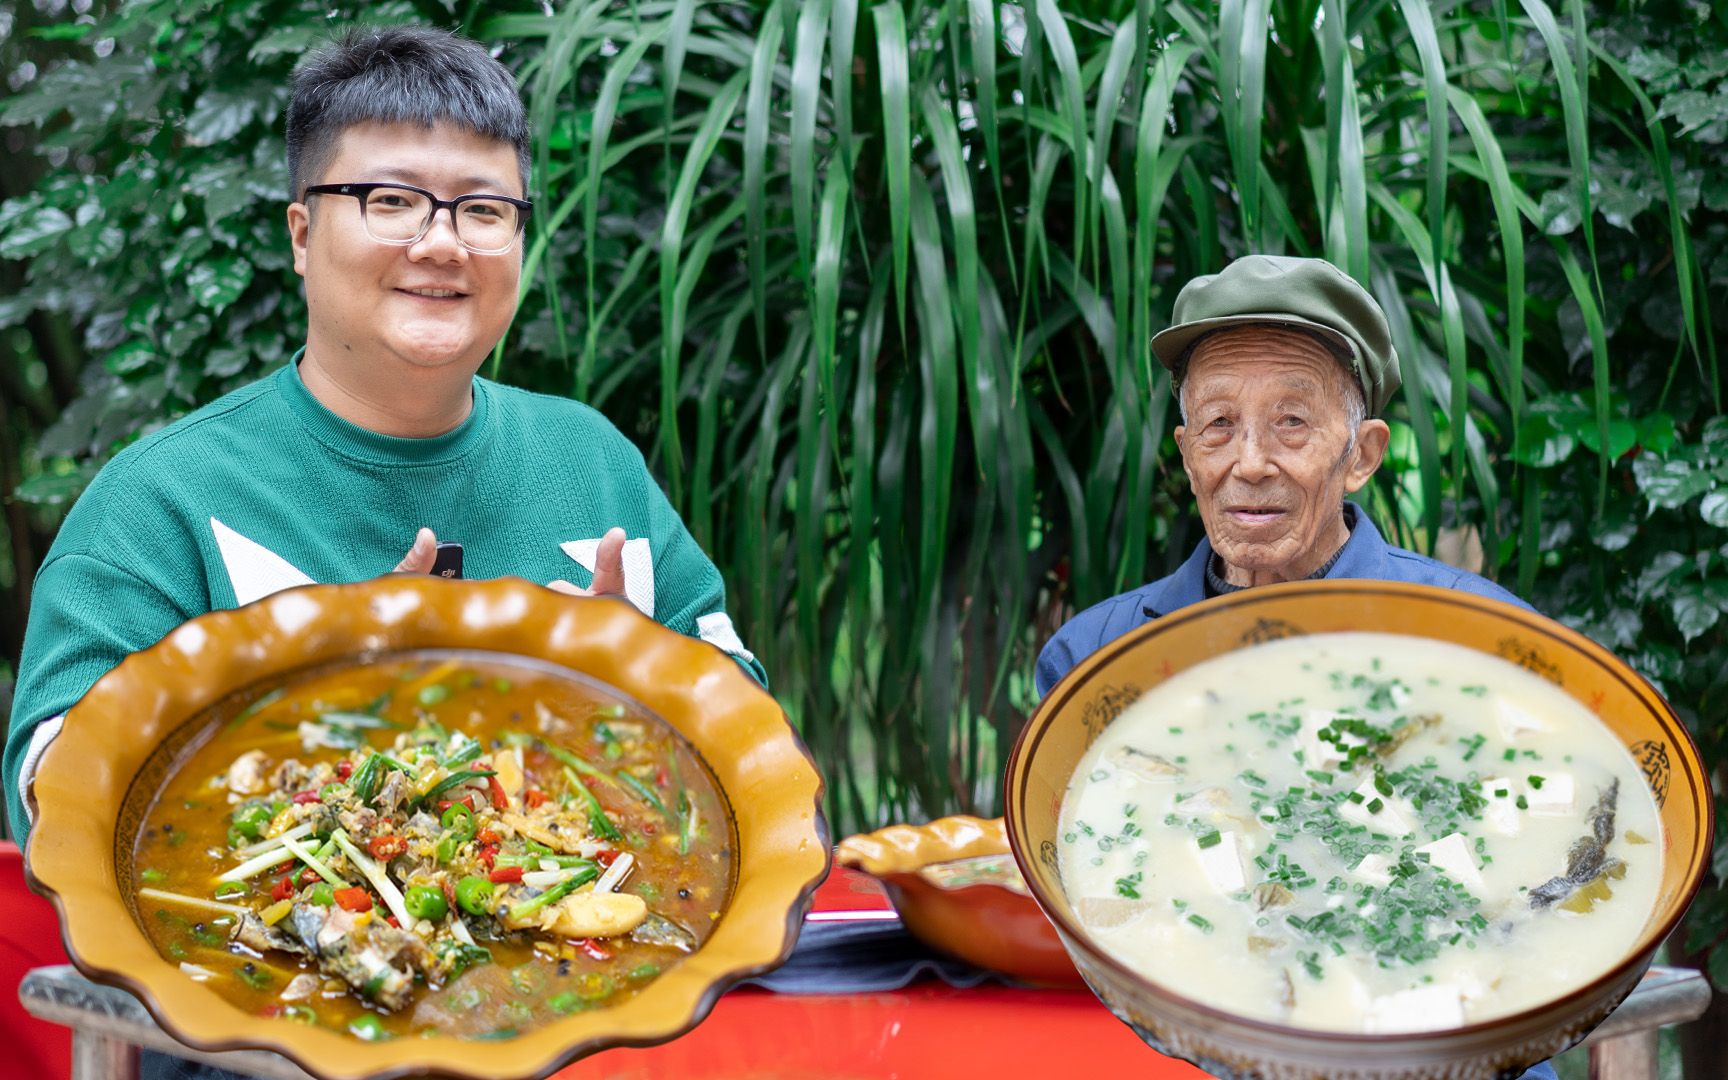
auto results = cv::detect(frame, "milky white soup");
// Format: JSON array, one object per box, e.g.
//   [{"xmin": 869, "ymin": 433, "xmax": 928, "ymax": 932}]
[{"xmin": 1058, "ymin": 632, "xmax": 1661, "ymax": 1034}]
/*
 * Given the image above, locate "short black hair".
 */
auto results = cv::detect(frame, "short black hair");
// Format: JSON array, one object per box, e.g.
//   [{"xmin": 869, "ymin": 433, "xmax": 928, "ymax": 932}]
[{"xmin": 286, "ymin": 25, "xmax": 530, "ymax": 201}]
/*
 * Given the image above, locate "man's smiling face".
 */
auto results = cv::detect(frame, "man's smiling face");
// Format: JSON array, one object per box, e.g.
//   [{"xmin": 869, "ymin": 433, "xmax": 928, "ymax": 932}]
[
  {"xmin": 288, "ymin": 120, "xmax": 523, "ymax": 380},
  {"xmin": 1173, "ymin": 326, "xmax": 1389, "ymax": 586}
]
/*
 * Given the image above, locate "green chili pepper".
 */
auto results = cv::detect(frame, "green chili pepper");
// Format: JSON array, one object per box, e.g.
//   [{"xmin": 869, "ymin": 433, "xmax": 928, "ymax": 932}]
[
  {"xmin": 440, "ymin": 802, "xmax": 475, "ymax": 839},
  {"xmin": 434, "ymin": 835, "xmax": 460, "ymax": 864},
  {"xmin": 306, "ymin": 883, "xmax": 335, "ymax": 907},
  {"xmin": 404, "ymin": 885, "xmax": 448, "ymax": 921},
  {"xmin": 213, "ymin": 881, "xmax": 249, "ymax": 900},
  {"xmin": 348, "ymin": 1014, "xmax": 389, "ymax": 1041},
  {"xmin": 454, "ymin": 876, "xmax": 495, "ymax": 916},
  {"xmin": 229, "ymin": 803, "xmax": 272, "ymax": 841}
]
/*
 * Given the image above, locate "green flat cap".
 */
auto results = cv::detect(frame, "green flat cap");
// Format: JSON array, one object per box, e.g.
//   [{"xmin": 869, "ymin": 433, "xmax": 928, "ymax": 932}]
[{"xmin": 1151, "ymin": 255, "xmax": 1401, "ymax": 416}]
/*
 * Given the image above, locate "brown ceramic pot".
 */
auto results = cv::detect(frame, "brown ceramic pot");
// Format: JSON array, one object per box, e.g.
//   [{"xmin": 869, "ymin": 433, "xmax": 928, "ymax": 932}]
[
  {"xmin": 836, "ymin": 815, "xmax": 1084, "ymax": 987},
  {"xmin": 25, "ymin": 577, "xmax": 830, "ymax": 1080},
  {"xmin": 1004, "ymin": 580, "xmax": 1713, "ymax": 1080}
]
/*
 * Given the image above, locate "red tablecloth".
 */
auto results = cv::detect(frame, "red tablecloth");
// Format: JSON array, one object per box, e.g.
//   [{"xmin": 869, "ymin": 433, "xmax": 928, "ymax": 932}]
[{"xmin": 552, "ymin": 866, "xmax": 1206, "ymax": 1078}]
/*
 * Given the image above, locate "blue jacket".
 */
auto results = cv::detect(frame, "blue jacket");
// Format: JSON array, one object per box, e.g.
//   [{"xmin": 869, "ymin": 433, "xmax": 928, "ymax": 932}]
[{"xmin": 1035, "ymin": 502, "xmax": 1532, "ymax": 697}]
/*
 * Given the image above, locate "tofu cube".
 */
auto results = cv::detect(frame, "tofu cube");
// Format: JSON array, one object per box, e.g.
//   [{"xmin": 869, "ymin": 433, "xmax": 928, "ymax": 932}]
[
  {"xmin": 1351, "ymin": 853, "xmax": 1394, "ymax": 888},
  {"xmin": 1301, "ymin": 710, "xmax": 1365, "ymax": 771},
  {"xmin": 1338, "ymin": 778, "xmax": 1416, "ymax": 837},
  {"xmin": 1416, "ymin": 832, "xmax": 1485, "ymax": 894},
  {"xmin": 1192, "ymin": 831, "xmax": 1247, "ymax": 894},
  {"xmin": 1496, "ymin": 699, "xmax": 1548, "ymax": 742},
  {"xmin": 1525, "ymin": 772, "xmax": 1575, "ymax": 816},
  {"xmin": 1369, "ymin": 984, "xmax": 1465, "ymax": 1033},
  {"xmin": 1477, "ymin": 779, "xmax": 1523, "ymax": 836}
]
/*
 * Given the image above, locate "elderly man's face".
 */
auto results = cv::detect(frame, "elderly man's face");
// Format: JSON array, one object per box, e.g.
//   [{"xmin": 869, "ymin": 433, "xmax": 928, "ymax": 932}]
[{"xmin": 1174, "ymin": 327, "xmax": 1389, "ymax": 587}]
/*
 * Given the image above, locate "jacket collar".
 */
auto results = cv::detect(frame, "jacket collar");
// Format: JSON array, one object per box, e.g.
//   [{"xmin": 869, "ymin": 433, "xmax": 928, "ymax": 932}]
[{"xmin": 1142, "ymin": 502, "xmax": 1384, "ymax": 619}]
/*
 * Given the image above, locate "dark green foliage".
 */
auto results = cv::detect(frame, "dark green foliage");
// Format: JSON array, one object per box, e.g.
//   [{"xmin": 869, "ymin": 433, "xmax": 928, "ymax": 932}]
[{"xmin": 1, "ymin": 2, "xmax": 1726, "ymax": 1036}]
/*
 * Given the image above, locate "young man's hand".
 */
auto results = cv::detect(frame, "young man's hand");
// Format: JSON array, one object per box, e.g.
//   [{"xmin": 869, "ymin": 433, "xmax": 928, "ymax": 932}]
[
  {"xmin": 548, "ymin": 526, "xmax": 628, "ymax": 598},
  {"xmin": 392, "ymin": 527, "xmax": 439, "ymax": 574}
]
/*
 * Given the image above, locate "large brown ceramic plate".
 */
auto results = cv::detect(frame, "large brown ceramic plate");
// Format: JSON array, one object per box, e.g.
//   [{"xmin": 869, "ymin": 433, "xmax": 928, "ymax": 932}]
[
  {"xmin": 26, "ymin": 577, "xmax": 829, "ymax": 1080},
  {"xmin": 1005, "ymin": 580, "xmax": 1712, "ymax": 1080},
  {"xmin": 836, "ymin": 815, "xmax": 1082, "ymax": 986}
]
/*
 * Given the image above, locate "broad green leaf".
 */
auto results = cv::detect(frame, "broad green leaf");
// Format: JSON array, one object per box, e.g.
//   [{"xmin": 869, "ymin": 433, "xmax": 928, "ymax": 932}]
[
  {"xmin": 0, "ymin": 203, "xmax": 73, "ymax": 259},
  {"xmin": 185, "ymin": 257, "xmax": 253, "ymax": 312}
]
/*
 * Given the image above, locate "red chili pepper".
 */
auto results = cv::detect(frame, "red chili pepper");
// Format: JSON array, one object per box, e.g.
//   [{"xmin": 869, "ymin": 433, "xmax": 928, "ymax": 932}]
[
  {"xmin": 523, "ymin": 788, "xmax": 549, "ymax": 809},
  {"xmin": 333, "ymin": 887, "xmax": 373, "ymax": 913},
  {"xmin": 594, "ymin": 850, "xmax": 618, "ymax": 869},
  {"xmin": 478, "ymin": 844, "xmax": 498, "ymax": 870},
  {"xmin": 642, "ymin": 822, "xmax": 657, "ymax": 835},
  {"xmin": 336, "ymin": 760, "xmax": 354, "ymax": 780},
  {"xmin": 475, "ymin": 829, "xmax": 500, "ymax": 845},
  {"xmin": 487, "ymin": 775, "xmax": 509, "ymax": 811},
  {"xmin": 655, "ymin": 766, "xmax": 669, "ymax": 787},
  {"xmin": 488, "ymin": 866, "xmax": 524, "ymax": 884},
  {"xmin": 367, "ymin": 835, "xmax": 407, "ymax": 860},
  {"xmin": 298, "ymin": 866, "xmax": 320, "ymax": 886},
  {"xmin": 385, "ymin": 915, "xmax": 399, "ymax": 928},
  {"xmin": 574, "ymin": 938, "xmax": 612, "ymax": 962},
  {"xmin": 440, "ymin": 877, "xmax": 456, "ymax": 909},
  {"xmin": 271, "ymin": 873, "xmax": 295, "ymax": 901},
  {"xmin": 290, "ymin": 790, "xmax": 321, "ymax": 804}
]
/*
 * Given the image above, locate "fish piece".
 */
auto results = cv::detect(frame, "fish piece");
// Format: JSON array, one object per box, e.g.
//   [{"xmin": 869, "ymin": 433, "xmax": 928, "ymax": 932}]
[
  {"xmin": 289, "ymin": 903, "xmax": 328, "ymax": 955},
  {"xmin": 1108, "ymin": 745, "xmax": 1184, "ymax": 781},
  {"xmin": 1252, "ymin": 883, "xmax": 1295, "ymax": 911},
  {"xmin": 226, "ymin": 750, "xmax": 271, "ymax": 795},
  {"xmin": 280, "ymin": 973, "xmax": 320, "ymax": 1001},
  {"xmin": 231, "ymin": 910, "xmax": 309, "ymax": 958},
  {"xmin": 1528, "ymin": 779, "xmax": 1621, "ymax": 910},
  {"xmin": 1076, "ymin": 896, "xmax": 1155, "ymax": 929},
  {"xmin": 315, "ymin": 918, "xmax": 436, "ymax": 1010},
  {"xmin": 630, "ymin": 912, "xmax": 698, "ymax": 952},
  {"xmin": 372, "ymin": 769, "xmax": 413, "ymax": 817}
]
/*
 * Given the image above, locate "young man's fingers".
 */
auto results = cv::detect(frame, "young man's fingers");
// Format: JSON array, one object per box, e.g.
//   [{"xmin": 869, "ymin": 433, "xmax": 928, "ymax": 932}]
[
  {"xmin": 392, "ymin": 527, "xmax": 438, "ymax": 574},
  {"xmin": 588, "ymin": 527, "xmax": 628, "ymax": 597}
]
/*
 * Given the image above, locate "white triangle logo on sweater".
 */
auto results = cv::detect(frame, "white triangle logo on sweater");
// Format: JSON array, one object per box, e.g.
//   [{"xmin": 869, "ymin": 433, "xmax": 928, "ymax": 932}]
[
  {"xmin": 211, "ymin": 517, "xmax": 317, "ymax": 608},
  {"xmin": 559, "ymin": 537, "xmax": 655, "ymax": 618}
]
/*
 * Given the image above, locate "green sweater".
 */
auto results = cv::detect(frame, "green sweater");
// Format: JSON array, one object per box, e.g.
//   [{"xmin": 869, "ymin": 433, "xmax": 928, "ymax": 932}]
[{"xmin": 5, "ymin": 358, "xmax": 760, "ymax": 838}]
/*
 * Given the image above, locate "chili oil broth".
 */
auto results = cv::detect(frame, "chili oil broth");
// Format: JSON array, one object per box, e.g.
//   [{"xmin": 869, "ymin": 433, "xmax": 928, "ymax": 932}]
[{"xmin": 132, "ymin": 654, "xmax": 734, "ymax": 1041}]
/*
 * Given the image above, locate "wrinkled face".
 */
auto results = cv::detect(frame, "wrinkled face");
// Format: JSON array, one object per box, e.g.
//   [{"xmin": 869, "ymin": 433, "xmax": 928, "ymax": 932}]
[
  {"xmin": 287, "ymin": 121, "xmax": 523, "ymax": 379},
  {"xmin": 1174, "ymin": 327, "xmax": 1389, "ymax": 584}
]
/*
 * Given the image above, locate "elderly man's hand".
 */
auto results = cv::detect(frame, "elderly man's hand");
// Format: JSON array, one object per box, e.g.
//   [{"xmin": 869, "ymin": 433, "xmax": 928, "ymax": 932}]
[
  {"xmin": 392, "ymin": 527, "xmax": 439, "ymax": 574},
  {"xmin": 547, "ymin": 526, "xmax": 629, "ymax": 599}
]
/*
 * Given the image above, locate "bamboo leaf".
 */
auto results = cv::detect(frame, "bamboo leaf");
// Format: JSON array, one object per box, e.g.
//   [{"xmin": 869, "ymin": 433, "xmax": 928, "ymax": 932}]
[
  {"xmin": 745, "ymin": 0, "xmax": 788, "ymax": 357},
  {"xmin": 790, "ymin": 0, "xmax": 831, "ymax": 275},
  {"xmin": 1550, "ymin": 237, "xmax": 1613, "ymax": 514},
  {"xmin": 813, "ymin": 159, "xmax": 850, "ymax": 436},
  {"xmin": 1395, "ymin": 0, "xmax": 1450, "ymax": 279},
  {"xmin": 908, "ymin": 180, "xmax": 958, "ymax": 606},
  {"xmin": 1519, "ymin": 0, "xmax": 1602, "ymax": 305},
  {"xmin": 659, "ymin": 70, "xmax": 748, "ymax": 506},
  {"xmin": 830, "ymin": 0, "xmax": 860, "ymax": 178},
  {"xmin": 1034, "ymin": 0, "xmax": 1089, "ymax": 273},
  {"xmin": 1133, "ymin": 44, "xmax": 1199, "ymax": 391},
  {"xmin": 586, "ymin": 28, "xmax": 662, "ymax": 385},
  {"xmin": 967, "ymin": 0, "xmax": 1005, "ymax": 235},
  {"xmin": 1447, "ymin": 87, "xmax": 1526, "ymax": 450},
  {"xmin": 873, "ymin": 2, "xmax": 912, "ymax": 337}
]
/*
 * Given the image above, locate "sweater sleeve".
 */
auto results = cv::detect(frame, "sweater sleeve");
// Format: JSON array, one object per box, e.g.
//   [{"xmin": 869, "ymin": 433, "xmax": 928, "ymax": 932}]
[
  {"xmin": 5, "ymin": 551, "xmax": 193, "ymax": 841},
  {"xmin": 624, "ymin": 446, "xmax": 769, "ymax": 689}
]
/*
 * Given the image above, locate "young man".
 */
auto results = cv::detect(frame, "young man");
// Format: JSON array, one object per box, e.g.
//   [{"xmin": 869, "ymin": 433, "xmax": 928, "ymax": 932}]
[{"xmin": 4, "ymin": 26, "xmax": 760, "ymax": 839}]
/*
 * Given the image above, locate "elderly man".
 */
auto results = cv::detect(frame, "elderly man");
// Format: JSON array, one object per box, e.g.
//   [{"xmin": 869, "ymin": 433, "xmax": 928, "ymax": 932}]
[
  {"xmin": 1037, "ymin": 254, "xmax": 1528, "ymax": 697},
  {"xmin": 1036, "ymin": 256, "xmax": 1556, "ymax": 1080},
  {"xmin": 5, "ymin": 26, "xmax": 761, "ymax": 845}
]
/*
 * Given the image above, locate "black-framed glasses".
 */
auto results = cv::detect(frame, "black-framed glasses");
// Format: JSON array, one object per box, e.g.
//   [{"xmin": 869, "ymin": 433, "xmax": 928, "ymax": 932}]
[{"xmin": 302, "ymin": 182, "xmax": 533, "ymax": 255}]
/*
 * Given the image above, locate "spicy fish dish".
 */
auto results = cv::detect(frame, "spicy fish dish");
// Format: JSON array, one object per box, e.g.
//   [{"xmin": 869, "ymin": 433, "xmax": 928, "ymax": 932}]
[
  {"xmin": 131, "ymin": 652, "xmax": 732, "ymax": 1042},
  {"xmin": 1059, "ymin": 632, "xmax": 1662, "ymax": 1034}
]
